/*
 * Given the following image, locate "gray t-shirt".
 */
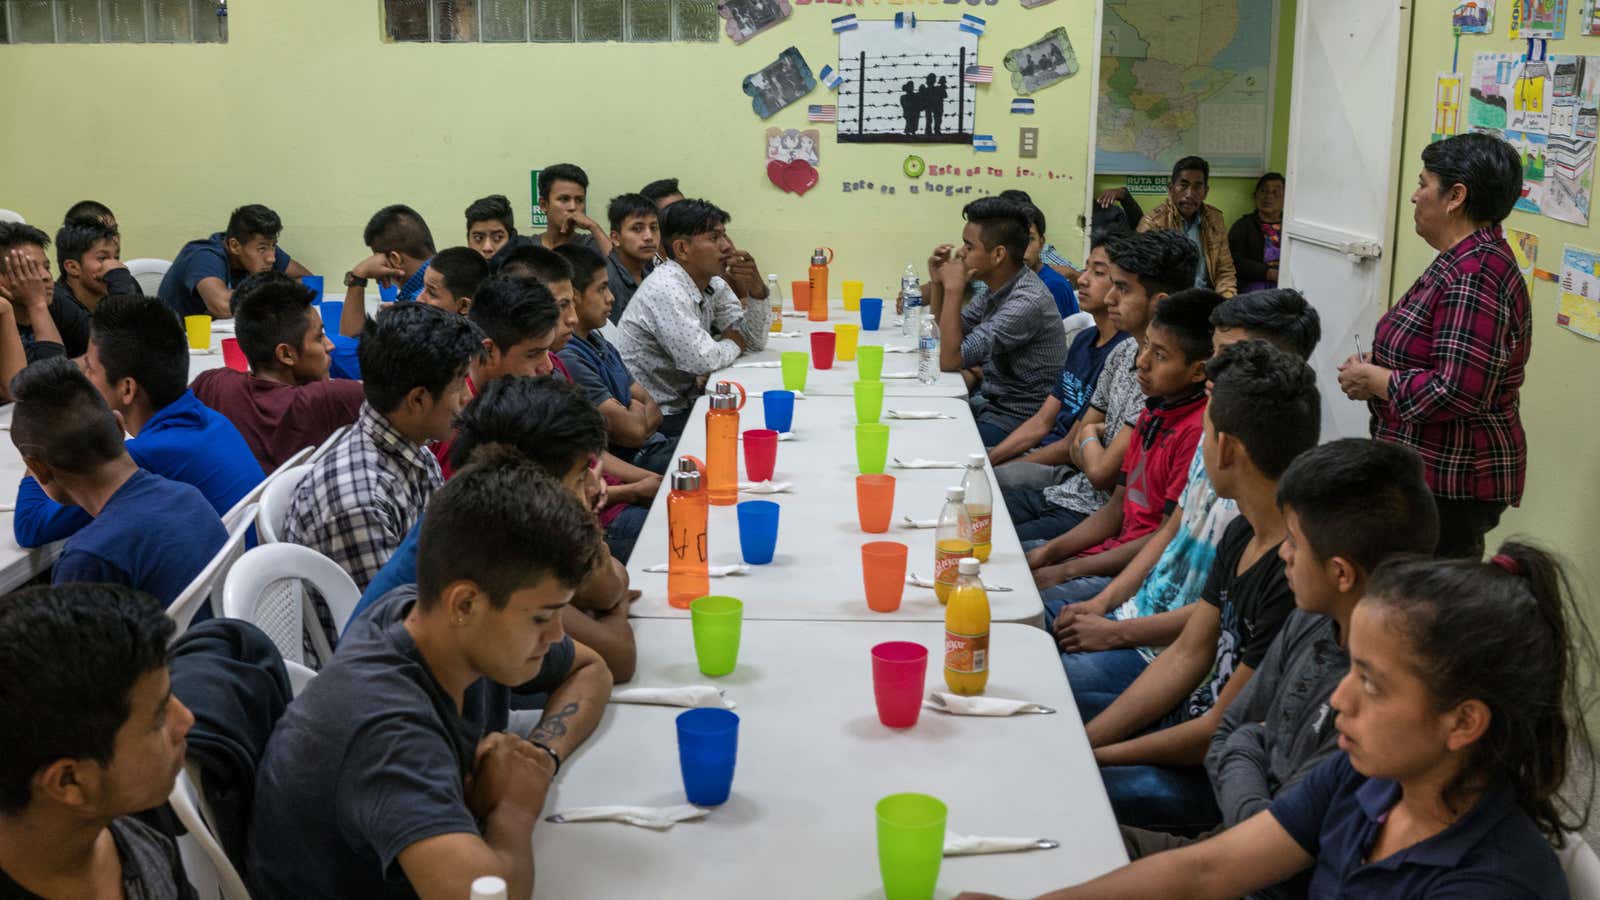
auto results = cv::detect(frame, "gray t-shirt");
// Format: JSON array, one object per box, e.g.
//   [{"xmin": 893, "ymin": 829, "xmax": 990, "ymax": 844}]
[
  {"xmin": 248, "ymin": 586, "xmax": 575, "ymax": 900},
  {"xmin": 0, "ymin": 817, "xmax": 196, "ymax": 900},
  {"xmin": 1043, "ymin": 338, "xmax": 1144, "ymax": 514}
]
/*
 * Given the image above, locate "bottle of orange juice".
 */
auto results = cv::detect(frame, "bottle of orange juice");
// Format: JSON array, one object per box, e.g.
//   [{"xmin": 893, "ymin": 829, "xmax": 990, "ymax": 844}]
[
  {"xmin": 944, "ymin": 558, "xmax": 990, "ymax": 695},
  {"xmin": 961, "ymin": 452, "xmax": 993, "ymax": 563},
  {"xmin": 933, "ymin": 485, "xmax": 973, "ymax": 604}
]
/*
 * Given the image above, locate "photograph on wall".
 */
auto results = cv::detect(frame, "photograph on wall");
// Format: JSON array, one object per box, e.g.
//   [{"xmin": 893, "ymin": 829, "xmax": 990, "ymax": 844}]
[
  {"xmin": 718, "ymin": 0, "xmax": 792, "ymax": 44},
  {"xmin": 1454, "ymin": 0, "xmax": 1496, "ymax": 32},
  {"xmin": 743, "ymin": 47, "xmax": 818, "ymax": 119},
  {"xmin": 1003, "ymin": 28, "xmax": 1080, "ymax": 96},
  {"xmin": 1510, "ymin": 0, "xmax": 1568, "ymax": 39},
  {"xmin": 833, "ymin": 20, "xmax": 978, "ymax": 144}
]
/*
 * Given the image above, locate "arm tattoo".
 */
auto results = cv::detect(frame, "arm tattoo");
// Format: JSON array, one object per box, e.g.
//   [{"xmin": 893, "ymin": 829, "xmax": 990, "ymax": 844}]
[{"xmin": 527, "ymin": 702, "xmax": 580, "ymax": 742}]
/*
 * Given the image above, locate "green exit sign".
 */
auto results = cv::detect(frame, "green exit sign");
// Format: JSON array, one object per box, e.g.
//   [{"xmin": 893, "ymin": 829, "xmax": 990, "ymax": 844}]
[{"xmin": 528, "ymin": 169, "xmax": 548, "ymax": 229}]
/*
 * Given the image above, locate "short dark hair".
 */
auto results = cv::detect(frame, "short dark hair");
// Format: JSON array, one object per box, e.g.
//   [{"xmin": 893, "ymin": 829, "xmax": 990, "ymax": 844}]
[
  {"xmin": 538, "ymin": 164, "xmax": 589, "ymax": 202},
  {"xmin": 510, "ymin": 245, "xmax": 573, "ymax": 287},
  {"xmin": 607, "ymin": 193, "xmax": 658, "ymax": 232},
  {"xmin": 357, "ymin": 303, "xmax": 485, "ymax": 414},
  {"xmin": 55, "ymin": 219, "xmax": 119, "ymax": 272},
  {"xmin": 1107, "ymin": 231, "xmax": 1198, "ymax": 298},
  {"xmin": 232, "ymin": 272, "xmax": 318, "ymax": 370},
  {"xmin": 1171, "ymin": 156, "xmax": 1210, "ymax": 185},
  {"xmin": 640, "ymin": 178, "xmax": 681, "ymax": 204},
  {"xmin": 1421, "ymin": 132, "xmax": 1523, "ymax": 225},
  {"xmin": 449, "ymin": 375, "xmax": 607, "ymax": 474},
  {"xmin": 363, "ymin": 204, "xmax": 436, "ymax": 260},
  {"xmin": 1255, "ymin": 172, "xmax": 1285, "ymax": 193},
  {"xmin": 660, "ymin": 199, "xmax": 731, "ymax": 261},
  {"xmin": 1089, "ymin": 223, "xmax": 1133, "ymax": 252},
  {"xmin": 1276, "ymin": 438, "xmax": 1438, "ymax": 573},
  {"xmin": 1203, "ymin": 340, "xmax": 1321, "ymax": 479},
  {"xmin": 553, "ymin": 244, "xmax": 606, "ymax": 294},
  {"xmin": 465, "ymin": 194, "xmax": 515, "ymax": 233},
  {"xmin": 0, "ymin": 584, "xmax": 173, "ymax": 814},
  {"xmin": 416, "ymin": 449, "xmax": 605, "ymax": 608},
  {"xmin": 1150, "ymin": 288, "xmax": 1225, "ymax": 363},
  {"xmin": 225, "ymin": 204, "xmax": 283, "ymax": 244},
  {"xmin": 961, "ymin": 197, "xmax": 1031, "ymax": 264},
  {"xmin": 0, "ymin": 221, "xmax": 50, "ymax": 254},
  {"xmin": 997, "ymin": 189, "xmax": 1034, "ymax": 205},
  {"xmin": 1211, "ymin": 289, "xmax": 1322, "ymax": 361},
  {"xmin": 469, "ymin": 276, "xmax": 561, "ymax": 352},
  {"xmin": 91, "ymin": 295, "xmax": 190, "ymax": 409},
  {"xmin": 430, "ymin": 247, "xmax": 489, "ymax": 300},
  {"xmin": 10, "ymin": 357, "xmax": 127, "ymax": 474},
  {"xmin": 63, "ymin": 200, "xmax": 114, "ymax": 225}
]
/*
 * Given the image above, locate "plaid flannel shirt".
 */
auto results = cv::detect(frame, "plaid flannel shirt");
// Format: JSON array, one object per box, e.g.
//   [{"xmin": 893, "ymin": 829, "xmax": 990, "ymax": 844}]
[{"xmin": 1370, "ymin": 226, "xmax": 1530, "ymax": 504}]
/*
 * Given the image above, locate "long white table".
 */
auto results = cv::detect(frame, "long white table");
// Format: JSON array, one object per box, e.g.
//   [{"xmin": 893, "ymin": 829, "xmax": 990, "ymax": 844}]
[
  {"xmin": 726, "ymin": 303, "xmax": 969, "ymax": 398},
  {"xmin": 534, "ymin": 619, "xmax": 1127, "ymax": 898},
  {"xmin": 628, "ymin": 395, "xmax": 1044, "ymax": 624}
]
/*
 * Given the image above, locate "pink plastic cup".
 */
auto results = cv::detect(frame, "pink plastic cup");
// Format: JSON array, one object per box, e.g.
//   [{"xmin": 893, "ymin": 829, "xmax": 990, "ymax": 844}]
[
  {"xmin": 871, "ymin": 641, "xmax": 928, "ymax": 728},
  {"xmin": 743, "ymin": 429, "xmax": 778, "ymax": 483},
  {"xmin": 810, "ymin": 331, "xmax": 837, "ymax": 370},
  {"xmin": 221, "ymin": 337, "xmax": 248, "ymax": 372}
]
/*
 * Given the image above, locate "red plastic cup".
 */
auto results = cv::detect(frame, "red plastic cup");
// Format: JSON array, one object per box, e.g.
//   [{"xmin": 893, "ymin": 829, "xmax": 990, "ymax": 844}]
[
  {"xmin": 856, "ymin": 474, "xmax": 895, "ymax": 533},
  {"xmin": 871, "ymin": 640, "xmax": 928, "ymax": 728},
  {"xmin": 743, "ymin": 429, "xmax": 778, "ymax": 483},
  {"xmin": 221, "ymin": 337, "xmax": 248, "ymax": 372},
  {"xmin": 810, "ymin": 331, "xmax": 836, "ymax": 370},
  {"xmin": 862, "ymin": 541, "xmax": 908, "ymax": 613}
]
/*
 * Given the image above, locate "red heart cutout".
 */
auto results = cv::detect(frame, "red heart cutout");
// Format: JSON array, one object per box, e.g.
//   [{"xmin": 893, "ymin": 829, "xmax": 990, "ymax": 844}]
[
  {"xmin": 766, "ymin": 159, "xmax": 790, "ymax": 192},
  {"xmin": 780, "ymin": 159, "xmax": 819, "ymax": 196}
]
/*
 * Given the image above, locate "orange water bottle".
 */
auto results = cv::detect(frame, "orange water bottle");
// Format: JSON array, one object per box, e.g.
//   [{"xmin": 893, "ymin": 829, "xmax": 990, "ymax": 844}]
[
  {"xmin": 667, "ymin": 456, "xmax": 709, "ymax": 609},
  {"xmin": 933, "ymin": 485, "xmax": 973, "ymax": 604},
  {"xmin": 961, "ymin": 452, "xmax": 993, "ymax": 563},
  {"xmin": 808, "ymin": 247, "xmax": 834, "ymax": 322},
  {"xmin": 705, "ymin": 380, "xmax": 746, "ymax": 506},
  {"xmin": 944, "ymin": 558, "xmax": 990, "ymax": 695}
]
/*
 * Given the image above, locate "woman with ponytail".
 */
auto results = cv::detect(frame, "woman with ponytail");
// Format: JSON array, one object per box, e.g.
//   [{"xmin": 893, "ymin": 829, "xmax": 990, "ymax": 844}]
[{"xmin": 957, "ymin": 541, "xmax": 1596, "ymax": 900}]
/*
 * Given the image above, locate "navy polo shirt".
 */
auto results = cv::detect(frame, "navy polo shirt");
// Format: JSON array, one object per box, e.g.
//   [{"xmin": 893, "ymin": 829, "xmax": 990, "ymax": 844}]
[
  {"xmin": 1270, "ymin": 753, "xmax": 1566, "ymax": 899},
  {"xmin": 158, "ymin": 232, "xmax": 292, "ymax": 317}
]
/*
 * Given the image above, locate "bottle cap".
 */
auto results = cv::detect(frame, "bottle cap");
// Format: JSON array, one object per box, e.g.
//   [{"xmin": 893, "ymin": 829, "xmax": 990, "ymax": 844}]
[
  {"xmin": 709, "ymin": 381, "xmax": 742, "ymax": 409},
  {"xmin": 767, "ymin": 273, "xmax": 778, "ymax": 281},
  {"xmin": 958, "ymin": 558, "xmax": 981, "ymax": 575},
  {"xmin": 672, "ymin": 457, "xmax": 703, "ymax": 491},
  {"xmin": 946, "ymin": 485, "xmax": 966, "ymax": 501},
  {"xmin": 812, "ymin": 248, "xmax": 830, "ymax": 265},
  {"xmin": 470, "ymin": 876, "xmax": 508, "ymax": 900},
  {"xmin": 967, "ymin": 452, "xmax": 985, "ymax": 466}
]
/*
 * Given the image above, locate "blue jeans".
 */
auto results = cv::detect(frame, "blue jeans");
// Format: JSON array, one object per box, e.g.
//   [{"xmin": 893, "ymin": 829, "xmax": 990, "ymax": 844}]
[
  {"xmin": 974, "ymin": 407, "xmax": 1028, "ymax": 448},
  {"xmin": 631, "ymin": 433, "xmax": 677, "ymax": 475},
  {"xmin": 1002, "ymin": 486, "xmax": 1085, "ymax": 543},
  {"xmin": 605, "ymin": 504, "xmax": 649, "ymax": 565},
  {"xmin": 1100, "ymin": 764, "xmax": 1220, "ymax": 834},
  {"xmin": 1038, "ymin": 575, "xmax": 1146, "ymax": 720}
]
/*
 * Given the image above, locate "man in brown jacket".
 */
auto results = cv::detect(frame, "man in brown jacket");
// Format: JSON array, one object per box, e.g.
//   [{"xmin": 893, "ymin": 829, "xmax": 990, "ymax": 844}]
[{"xmin": 1135, "ymin": 156, "xmax": 1238, "ymax": 298}]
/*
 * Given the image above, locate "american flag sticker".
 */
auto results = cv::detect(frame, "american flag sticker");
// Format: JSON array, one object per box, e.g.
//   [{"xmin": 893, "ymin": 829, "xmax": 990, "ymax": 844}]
[
  {"xmin": 959, "ymin": 14, "xmax": 986, "ymax": 35},
  {"xmin": 1010, "ymin": 98, "xmax": 1035, "ymax": 114},
  {"xmin": 972, "ymin": 133, "xmax": 997, "ymax": 152},
  {"xmin": 819, "ymin": 65, "xmax": 845, "ymax": 90},
  {"xmin": 831, "ymin": 13, "xmax": 858, "ymax": 32},
  {"xmin": 963, "ymin": 64, "xmax": 993, "ymax": 84},
  {"xmin": 808, "ymin": 104, "xmax": 838, "ymax": 122}
]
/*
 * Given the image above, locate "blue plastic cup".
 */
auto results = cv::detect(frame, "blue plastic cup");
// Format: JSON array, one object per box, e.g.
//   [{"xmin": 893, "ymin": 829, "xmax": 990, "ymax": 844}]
[
  {"xmin": 318, "ymin": 301, "xmax": 343, "ymax": 338},
  {"xmin": 763, "ymin": 389, "xmax": 796, "ymax": 434},
  {"xmin": 736, "ymin": 500, "xmax": 780, "ymax": 565},
  {"xmin": 299, "ymin": 275, "xmax": 325, "ymax": 299},
  {"xmin": 677, "ymin": 707, "xmax": 739, "ymax": 806},
  {"xmin": 378, "ymin": 282, "xmax": 399, "ymax": 303},
  {"xmin": 860, "ymin": 297, "xmax": 884, "ymax": 331}
]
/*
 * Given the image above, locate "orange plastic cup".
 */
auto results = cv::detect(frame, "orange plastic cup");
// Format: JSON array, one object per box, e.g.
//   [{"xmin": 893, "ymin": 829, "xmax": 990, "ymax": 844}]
[
  {"xmin": 791, "ymin": 280, "xmax": 811, "ymax": 312},
  {"xmin": 856, "ymin": 474, "xmax": 895, "ymax": 534},
  {"xmin": 862, "ymin": 541, "xmax": 909, "ymax": 613}
]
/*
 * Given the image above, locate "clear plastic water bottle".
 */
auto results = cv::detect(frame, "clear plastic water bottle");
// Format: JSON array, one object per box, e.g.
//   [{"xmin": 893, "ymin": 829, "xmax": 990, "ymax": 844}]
[
  {"xmin": 900, "ymin": 264, "xmax": 921, "ymax": 336},
  {"xmin": 917, "ymin": 311, "xmax": 939, "ymax": 384}
]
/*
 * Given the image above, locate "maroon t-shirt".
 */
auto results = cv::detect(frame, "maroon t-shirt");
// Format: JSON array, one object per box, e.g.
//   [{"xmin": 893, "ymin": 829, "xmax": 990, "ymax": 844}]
[{"xmin": 191, "ymin": 368, "xmax": 365, "ymax": 473}]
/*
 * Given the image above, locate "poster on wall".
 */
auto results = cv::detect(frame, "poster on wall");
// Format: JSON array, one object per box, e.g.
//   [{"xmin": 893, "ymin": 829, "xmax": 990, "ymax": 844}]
[
  {"xmin": 1454, "ymin": 1, "xmax": 1496, "ymax": 32},
  {"xmin": 1002, "ymin": 28, "xmax": 1080, "ymax": 96},
  {"xmin": 743, "ymin": 47, "xmax": 818, "ymax": 119},
  {"xmin": 1468, "ymin": 52, "xmax": 1515, "ymax": 136},
  {"xmin": 1434, "ymin": 73, "xmax": 1464, "ymax": 143},
  {"xmin": 1506, "ymin": 228, "xmax": 1541, "ymax": 286},
  {"xmin": 1539, "ymin": 54, "xmax": 1597, "ymax": 225},
  {"xmin": 834, "ymin": 20, "xmax": 978, "ymax": 144},
  {"xmin": 1510, "ymin": 0, "xmax": 1568, "ymax": 39},
  {"xmin": 1558, "ymin": 243, "xmax": 1600, "ymax": 340},
  {"xmin": 1583, "ymin": 0, "xmax": 1600, "ymax": 33}
]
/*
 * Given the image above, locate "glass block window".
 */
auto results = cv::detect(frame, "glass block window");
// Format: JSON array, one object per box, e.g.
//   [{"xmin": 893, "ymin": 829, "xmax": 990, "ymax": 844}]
[
  {"xmin": 384, "ymin": 0, "xmax": 716, "ymax": 43},
  {"xmin": 1, "ymin": 0, "xmax": 228, "ymax": 42}
]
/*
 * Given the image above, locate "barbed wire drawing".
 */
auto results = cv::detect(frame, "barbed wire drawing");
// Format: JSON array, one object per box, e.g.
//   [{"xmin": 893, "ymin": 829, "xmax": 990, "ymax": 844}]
[{"xmin": 836, "ymin": 21, "xmax": 978, "ymax": 144}]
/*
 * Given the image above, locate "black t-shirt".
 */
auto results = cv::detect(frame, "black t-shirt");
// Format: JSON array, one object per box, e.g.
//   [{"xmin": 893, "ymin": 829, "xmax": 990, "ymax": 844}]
[
  {"xmin": 1183, "ymin": 516, "xmax": 1294, "ymax": 720},
  {"xmin": 0, "ymin": 817, "xmax": 196, "ymax": 900},
  {"xmin": 247, "ymin": 585, "xmax": 575, "ymax": 900}
]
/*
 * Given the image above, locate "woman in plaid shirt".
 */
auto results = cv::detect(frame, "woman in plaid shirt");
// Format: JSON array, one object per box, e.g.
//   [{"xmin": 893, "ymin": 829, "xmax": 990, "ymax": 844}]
[{"xmin": 1338, "ymin": 134, "xmax": 1530, "ymax": 560}]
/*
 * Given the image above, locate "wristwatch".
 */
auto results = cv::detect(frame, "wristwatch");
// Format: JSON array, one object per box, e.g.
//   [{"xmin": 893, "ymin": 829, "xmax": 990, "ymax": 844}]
[{"xmin": 343, "ymin": 270, "xmax": 368, "ymax": 288}]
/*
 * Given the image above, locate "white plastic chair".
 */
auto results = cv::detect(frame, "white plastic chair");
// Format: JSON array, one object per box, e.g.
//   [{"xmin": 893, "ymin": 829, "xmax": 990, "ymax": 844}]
[
  {"xmin": 1061, "ymin": 310, "xmax": 1095, "ymax": 345},
  {"xmin": 126, "ymin": 257, "xmax": 172, "ymax": 296},
  {"xmin": 284, "ymin": 659, "xmax": 317, "ymax": 697},
  {"xmin": 222, "ymin": 543, "xmax": 361, "ymax": 667},
  {"xmin": 169, "ymin": 764, "xmax": 251, "ymax": 900},
  {"xmin": 306, "ymin": 425, "xmax": 350, "ymax": 464},
  {"xmin": 255, "ymin": 465, "xmax": 310, "ymax": 545},
  {"xmin": 0, "ymin": 209, "xmax": 24, "ymax": 224},
  {"xmin": 1561, "ymin": 832, "xmax": 1600, "ymax": 900},
  {"xmin": 220, "ymin": 446, "xmax": 311, "ymax": 533},
  {"xmin": 168, "ymin": 505, "xmax": 256, "ymax": 633}
]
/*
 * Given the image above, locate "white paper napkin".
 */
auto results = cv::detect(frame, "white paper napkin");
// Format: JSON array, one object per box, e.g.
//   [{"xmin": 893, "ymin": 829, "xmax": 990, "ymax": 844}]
[
  {"xmin": 642, "ymin": 563, "xmax": 750, "ymax": 577},
  {"xmin": 739, "ymin": 480, "xmax": 793, "ymax": 494},
  {"xmin": 887, "ymin": 410, "xmax": 956, "ymax": 420},
  {"xmin": 547, "ymin": 804, "xmax": 709, "ymax": 830},
  {"xmin": 924, "ymin": 692, "xmax": 1054, "ymax": 716},
  {"xmin": 188, "ymin": 348, "xmax": 216, "ymax": 356},
  {"xmin": 943, "ymin": 832, "xmax": 1057, "ymax": 856},
  {"xmin": 737, "ymin": 432, "xmax": 795, "ymax": 441},
  {"xmin": 211, "ymin": 320, "xmax": 236, "ymax": 333},
  {"xmin": 611, "ymin": 686, "xmax": 735, "ymax": 709},
  {"xmin": 881, "ymin": 372, "xmax": 919, "ymax": 380},
  {"xmin": 770, "ymin": 331, "xmax": 806, "ymax": 338},
  {"xmin": 782, "ymin": 311, "xmax": 810, "ymax": 318},
  {"xmin": 731, "ymin": 361, "xmax": 782, "ymax": 369},
  {"xmin": 900, "ymin": 516, "xmax": 940, "ymax": 529},
  {"xmin": 905, "ymin": 572, "xmax": 1013, "ymax": 592},
  {"xmin": 883, "ymin": 345, "xmax": 919, "ymax": 354},
  {"xmin": 893, "ymin": 458, "xmax": 964, "ymax": 469}
]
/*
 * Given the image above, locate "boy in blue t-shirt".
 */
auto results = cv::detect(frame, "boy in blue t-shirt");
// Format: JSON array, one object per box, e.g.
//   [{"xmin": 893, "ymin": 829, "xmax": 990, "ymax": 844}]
[
  {"xmin": 157, "ymin": 204, "xmax": 310, "ymax": 319},
  {"xmin": 9, "ymin": 358, "xmax": 226, "ymax": 609}
]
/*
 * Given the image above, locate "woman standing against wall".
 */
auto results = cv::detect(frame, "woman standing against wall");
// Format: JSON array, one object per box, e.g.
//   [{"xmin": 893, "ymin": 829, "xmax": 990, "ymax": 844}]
[
  {"xmin": 1229, "ymin": 173, "xmax": 1285, "ymax": 292},
  {"xmin": 1337, "ymin": 133, "xmax": 1531, "ymax": 560}
]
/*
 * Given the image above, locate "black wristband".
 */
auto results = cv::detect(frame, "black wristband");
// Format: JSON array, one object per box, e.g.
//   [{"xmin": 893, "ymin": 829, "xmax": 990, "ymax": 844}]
[{"xmin": 529, "ymin": 739, "xmax": 562, "ymax": 776}]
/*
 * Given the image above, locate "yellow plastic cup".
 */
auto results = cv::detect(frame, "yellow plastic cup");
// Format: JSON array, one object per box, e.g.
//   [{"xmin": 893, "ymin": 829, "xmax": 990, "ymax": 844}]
[
  {"xmin": 184, "ymin": 315, "xmax": 212, "ymax": 351},
  {"xmin": 842, "ymin": 279, "xmax": 865, "ymax": 311},
  {"xmin": 834, "ymin": 323, "xmax": 861, "ymax": 362}
]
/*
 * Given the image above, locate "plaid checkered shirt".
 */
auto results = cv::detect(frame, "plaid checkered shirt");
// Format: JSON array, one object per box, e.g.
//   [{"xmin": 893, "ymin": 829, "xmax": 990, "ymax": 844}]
[{"xmin": 1370, "ymin": 225, "xmax": 1531, "ymax": 504}]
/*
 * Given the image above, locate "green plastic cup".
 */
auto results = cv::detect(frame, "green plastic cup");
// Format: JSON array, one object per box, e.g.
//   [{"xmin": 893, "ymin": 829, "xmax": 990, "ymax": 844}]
[
  {"xmin": 857, "ymin": 344, "xmax": 885, "ymax": 382},
  {"xmin": 781, "ymin": 351, "xmax": 810, "ymax": 392},
  {"xmin": 689, "ymin": 595, "xmax": 743, "ymax": 677},
  {"xmin": 855, "ymin": 423, "xmax": 890, "ymax": 474},
  {"xmin": 876, "ymin": 793, "xmax": 947, "ymax": 900},
  {"xmin": 854, "ymin": 380, "xmax": 885, "ymax": 424}
]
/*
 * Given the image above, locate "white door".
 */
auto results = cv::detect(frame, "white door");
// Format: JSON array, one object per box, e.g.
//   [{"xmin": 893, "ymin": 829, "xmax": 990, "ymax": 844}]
[{"xmin": 1279, "ymin": 0, "xmax": 1414, "ymax": 439}]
